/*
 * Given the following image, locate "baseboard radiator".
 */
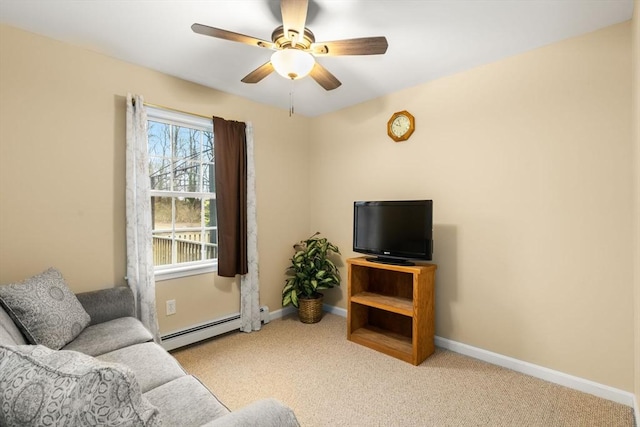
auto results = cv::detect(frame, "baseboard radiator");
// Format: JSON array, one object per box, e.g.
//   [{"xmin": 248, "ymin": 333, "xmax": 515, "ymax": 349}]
[{"xmin": 160, "ymin": 306, "xmax": 270, "ymax": 351}]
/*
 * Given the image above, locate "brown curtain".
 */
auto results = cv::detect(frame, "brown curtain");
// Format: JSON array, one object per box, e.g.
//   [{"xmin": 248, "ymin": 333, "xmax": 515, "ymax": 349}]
[{"xmin": 213, "ymin": 116, "xmax": 248, "ymax": 277}]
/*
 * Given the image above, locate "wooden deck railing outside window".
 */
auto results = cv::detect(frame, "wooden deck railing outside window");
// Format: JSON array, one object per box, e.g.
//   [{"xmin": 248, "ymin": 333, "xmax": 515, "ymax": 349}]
[{"xmin": 153, "ymin": 231, "xmax": 217, "ymax": 266}]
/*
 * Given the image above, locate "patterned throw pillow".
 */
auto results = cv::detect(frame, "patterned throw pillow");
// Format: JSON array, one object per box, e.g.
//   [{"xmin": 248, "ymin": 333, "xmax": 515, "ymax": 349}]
[
  {"xmin": 0, "ymin": 268, "xmax": 91, "ymax": 349},
  {"xmin": 0, "ymin": 345, "xmax": 162, "ymax": 426}
]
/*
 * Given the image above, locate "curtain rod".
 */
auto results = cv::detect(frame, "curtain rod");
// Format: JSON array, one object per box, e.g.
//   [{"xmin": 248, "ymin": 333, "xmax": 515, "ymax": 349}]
[{"xmin": 131, "ymin": 98, "xmax": 212, "ymax": 121}]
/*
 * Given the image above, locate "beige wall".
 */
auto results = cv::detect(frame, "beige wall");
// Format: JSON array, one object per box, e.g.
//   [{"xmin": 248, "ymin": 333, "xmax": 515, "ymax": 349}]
[
  {"xmin": 309, "ymin": 22, "xmax": 634, "ymax": 391},
  {"xmin": 0, "ymin": 24, "xmax": 311, "ymax": 335},
  {"xmin": 633, "ymin": 0, "xmax": 639, "ymax": 415}
]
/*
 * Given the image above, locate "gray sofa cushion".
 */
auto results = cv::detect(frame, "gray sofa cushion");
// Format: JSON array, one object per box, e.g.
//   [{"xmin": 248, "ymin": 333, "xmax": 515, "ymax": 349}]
[
  {"xmin": 62, "ymin": 316, "xmax": 153, "ymax": 356},
  {"xmin": 0, "ymin": 345, "xmax": 161, "ymax": 426},
  {"xmin": 97, "ymin": 342, "xmax": 186, "ymax": 393},
  {"xmin": 144, "ymin": 375, "xmax": 230, "ymax": 425},
  {"xmin": 0, "ymin": 305, "xmax": 27, "ymax": 346},
  {"xmin": 0, "ymin": 268, "xmax": 90, "ymax": 350},
  {"xmin": 76, "ymin": 287, "xmax": 136, "ymax": 326},
  {"xmin": 201, "ymin": 399, "xmax": 301, "ymax": 427}
]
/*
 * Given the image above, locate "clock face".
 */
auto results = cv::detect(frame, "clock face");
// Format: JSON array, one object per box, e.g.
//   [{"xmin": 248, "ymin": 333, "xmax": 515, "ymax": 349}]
[
  {"xmin": 391, "ymin": 115, "xmax": 411, "ymax": 137},
  {"xmin": 387, "ymin": 110, "xmax": 415, "ymax": 142}
]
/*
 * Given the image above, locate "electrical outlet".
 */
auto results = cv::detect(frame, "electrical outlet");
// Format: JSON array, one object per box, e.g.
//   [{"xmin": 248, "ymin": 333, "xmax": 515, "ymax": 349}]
[{"xmin": 166, "ymin": 299, "xmax": 176, "ymax": 316}]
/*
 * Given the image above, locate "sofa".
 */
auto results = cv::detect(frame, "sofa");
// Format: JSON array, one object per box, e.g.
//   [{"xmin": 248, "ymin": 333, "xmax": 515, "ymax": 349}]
[{"xmin": 0, "ymin": 268, "xmax": 300, "ymax": 426}]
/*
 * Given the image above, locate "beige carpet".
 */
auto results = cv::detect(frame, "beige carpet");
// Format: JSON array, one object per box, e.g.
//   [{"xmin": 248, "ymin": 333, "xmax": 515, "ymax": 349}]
[{"xmin": 172, "ymin": 313, "xmax": 634, "ymax": 427}]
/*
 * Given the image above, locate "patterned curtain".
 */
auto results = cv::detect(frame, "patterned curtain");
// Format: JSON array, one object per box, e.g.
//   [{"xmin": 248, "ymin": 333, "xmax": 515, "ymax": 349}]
[
  {"xmin": 125, "ymin": 93, "xmax": 160, "ymax": 342},
  {"xmin": 241, "ymin": 123, "xmax": 260, "ymax": 332},
  {"xmin": 213, "ymin": 117, "xmax": 261, "ymax": 332}
]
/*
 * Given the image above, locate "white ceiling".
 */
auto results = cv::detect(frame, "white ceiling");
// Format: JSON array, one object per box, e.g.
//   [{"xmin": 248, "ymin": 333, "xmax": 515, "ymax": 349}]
[{"xmin": 0, "ymin": 0, "xmax": 634, "ymax": 117}]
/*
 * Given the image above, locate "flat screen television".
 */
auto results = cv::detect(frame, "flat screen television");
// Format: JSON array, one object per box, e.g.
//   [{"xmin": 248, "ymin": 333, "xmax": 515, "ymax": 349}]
[{"xmin": 353, "ymin": 200, "xmax": 433, "ymax": 265}]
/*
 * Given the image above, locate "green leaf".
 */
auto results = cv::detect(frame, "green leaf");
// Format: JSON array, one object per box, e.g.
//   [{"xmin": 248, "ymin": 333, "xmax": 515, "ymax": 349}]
[
  {"xmin": 282, "ymin": 281, "xmax": 294, "ymax": 295},
  {"xmin": 302, "ymin": 281, "xmax": 313, "ymax": 296},
  {"xmin": 282, "ymin": 292, "xmax": 292, "ymax": 307},
  {"xmin": 311, "ymin": 279, "xmax": 318, "ymax": 290},
  {"xmin": 291, "ymin": 289, "xmax": 299, "ymax": 308}
]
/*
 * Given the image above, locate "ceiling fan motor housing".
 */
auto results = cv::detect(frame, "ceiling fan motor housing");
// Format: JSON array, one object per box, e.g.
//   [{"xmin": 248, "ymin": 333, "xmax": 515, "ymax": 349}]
[{"xmin": 271, "ymin": 25, "xmax": 319, "ymax": 51}]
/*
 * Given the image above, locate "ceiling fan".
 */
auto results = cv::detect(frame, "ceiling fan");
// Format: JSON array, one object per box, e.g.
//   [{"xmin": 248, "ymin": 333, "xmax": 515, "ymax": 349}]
[{"xmin": 191, "ymin": 0, "xmax": 388, "ymax": 91}]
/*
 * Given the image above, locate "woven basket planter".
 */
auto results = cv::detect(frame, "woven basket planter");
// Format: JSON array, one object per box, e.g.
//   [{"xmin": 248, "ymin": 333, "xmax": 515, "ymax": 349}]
[{"xmin": 298, "ymin": 293, "xmax": 324, "ymax": 324}]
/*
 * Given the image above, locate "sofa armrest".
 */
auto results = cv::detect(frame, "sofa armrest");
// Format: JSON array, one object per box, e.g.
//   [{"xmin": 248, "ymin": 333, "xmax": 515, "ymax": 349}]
[
  {"xmin": 199, "ymin": 399, "xmax": 300, "ymax": 427},
  {"xmin": 76, "ymin": 287, "xmax": 135, "ymax": 325}
]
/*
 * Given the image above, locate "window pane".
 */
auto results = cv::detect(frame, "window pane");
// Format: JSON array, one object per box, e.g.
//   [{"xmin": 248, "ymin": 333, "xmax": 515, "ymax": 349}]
[
  {"xmin": 175, "ymin": 198, "xmax": 201, "ymax": 228},
  {"xmin": 205, "ymin": 200, "xmax": 216, "ymax": 227},
  {"xmin": 175, "ymin": 230, "xmax": 202, "ymax": 263},
  {"xmin": 204, "ymin": 227, "xmax": 217, "ymax": 261},
  {"xmin": 152, "ymin": 234, "xmax": 172, "ymax": 266},
  {"xmin": 151, "ymin": 197, "xmax": 172, "ymax": 231},
  {"xmin": 204, "ymin": 242, "xmax": 217, "ymax": 261},
  {"xmin": 203, "ymin": 163, "xmax": 214, "ymax": 193},
  {"xmin": 174, "ymin": 162, "xmax": 200, "ymax": 192},
  {"xmin": 149, "ymin": 157, "xmax": 171, "ymax": 190},
  {"xmin": 205, "ymin": 199, "xmax": 217, "ymax": 261},
  {"xmin": 148, "ymin": 121, "xmax": 171, "ymax": 158},
  {"xmin": 203, "ymin": 131, "xmax": 213, "ymax": 162},
  {"xmin": 175, "ymin": 127, "xmax": 201, "ymax": 161},
  {"xmin": 176, "ymin": 239, "xmax": 202, "ymax": 263},
  {"xmin": 175, "ymin": 198, "xmax": 202, "ymax": 263},
  {"xmin": 152, "ymin": 196, "xmax": 173, "ymax": 266}
]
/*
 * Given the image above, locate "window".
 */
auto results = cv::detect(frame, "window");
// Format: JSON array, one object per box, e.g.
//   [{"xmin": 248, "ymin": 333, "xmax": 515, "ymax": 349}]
[{"xmin": 147, "ymin": 107, "xmax": 216, "ymax": 280}]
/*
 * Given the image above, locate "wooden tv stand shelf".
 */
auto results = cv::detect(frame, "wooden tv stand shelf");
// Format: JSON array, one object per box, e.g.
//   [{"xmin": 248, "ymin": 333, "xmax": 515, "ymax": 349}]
[{"xmin": 347, "ymin": 257, "xmax": 437, "ymax": 365}]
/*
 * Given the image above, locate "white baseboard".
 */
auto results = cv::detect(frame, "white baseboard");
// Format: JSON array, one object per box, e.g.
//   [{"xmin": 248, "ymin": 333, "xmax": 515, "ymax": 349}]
[
  {"xmin": 323, "ymin": 304, "xmax": 347, "ymax": 317},
  {"xmin": 268, "ymin": 306, "xmax": 296, "ymax": 320},
  {"xmin": 634, "ymin": 396, "xmax": 639, "ymax": 426},
  {"xmin": 434, "ymin": 336, "xmax": 635, "ymax": 408},
  {"xmin": 160, "ymin": 305, "xmax": 270, "ymax": 351},
  {"xmin": 321, "ymin": 305, "xmax": 635, "ymax": 410}
]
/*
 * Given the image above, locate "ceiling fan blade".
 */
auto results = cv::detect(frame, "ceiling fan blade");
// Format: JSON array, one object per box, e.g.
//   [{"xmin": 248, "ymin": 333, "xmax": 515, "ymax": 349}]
[
  {"xmin": 309, "ymin": 62, "xmax": 341, "ymax": 91},
  {"xmin": 281, "ymin": 0, "xmax": 308, "ymax": 46},
  {"xmin": 241, "ymin": 61, "xmax": 275, "ymax": 84},
  {"xmin": 191, "ymin": 23, "xmax": 274, "ymax": 49},
  {"xmin": 311, "ymin": 36, "xmax": 388, "ymax": 56}
]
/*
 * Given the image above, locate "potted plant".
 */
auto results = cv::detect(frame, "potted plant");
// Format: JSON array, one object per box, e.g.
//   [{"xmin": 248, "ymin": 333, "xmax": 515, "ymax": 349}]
[{"xmin": 282, "ymin": 232, "xmax": 341, "ymax": 323}]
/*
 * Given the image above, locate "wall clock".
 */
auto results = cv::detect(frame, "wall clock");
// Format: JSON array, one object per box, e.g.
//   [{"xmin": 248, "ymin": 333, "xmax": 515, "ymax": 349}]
[{"xmin": 387, "ymin": 110, "xmax": 415, "ymax": 142}]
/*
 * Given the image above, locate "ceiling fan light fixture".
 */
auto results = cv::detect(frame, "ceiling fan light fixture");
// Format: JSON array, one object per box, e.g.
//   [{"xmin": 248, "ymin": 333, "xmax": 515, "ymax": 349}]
[{"xmin": 271, "ymin": 49, "xmax": 315, "ymax": 80}]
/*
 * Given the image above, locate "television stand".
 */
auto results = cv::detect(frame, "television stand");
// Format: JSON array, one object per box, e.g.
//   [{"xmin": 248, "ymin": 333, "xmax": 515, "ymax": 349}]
[
  {"xmin": 366, "ymin": 256, "xmax": 414, "ymax": 266},
  {"xmin": 347, "ymin": 257, "xmax": 437, "ymax": 365}
]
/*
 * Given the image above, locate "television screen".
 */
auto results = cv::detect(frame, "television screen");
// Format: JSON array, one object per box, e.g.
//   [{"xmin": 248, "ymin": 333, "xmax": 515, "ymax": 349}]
[{"xmin": 353, "ymin": 200, "xmax": 433, "ymax": 265}]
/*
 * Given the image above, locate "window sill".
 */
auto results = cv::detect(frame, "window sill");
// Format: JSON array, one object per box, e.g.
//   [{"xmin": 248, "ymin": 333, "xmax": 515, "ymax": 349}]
[{"xmin": 154, "ymin": 262, "xmax": 217, "ymax": 282}]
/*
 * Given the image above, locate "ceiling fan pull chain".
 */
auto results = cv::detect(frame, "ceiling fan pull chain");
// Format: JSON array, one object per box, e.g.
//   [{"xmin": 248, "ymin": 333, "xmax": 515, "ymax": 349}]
[{"xmin": 289, "ymin": 79, "xmax": 295, "ymax": 117}]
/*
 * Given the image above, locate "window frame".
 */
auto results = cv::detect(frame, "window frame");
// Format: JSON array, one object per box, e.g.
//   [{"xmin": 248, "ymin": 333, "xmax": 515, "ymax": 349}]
[{"xmin": 146, "ymin": 106, "xmax": 217, "ymax": 281}]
